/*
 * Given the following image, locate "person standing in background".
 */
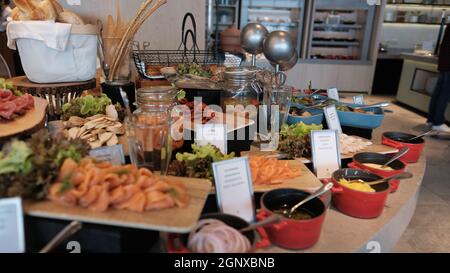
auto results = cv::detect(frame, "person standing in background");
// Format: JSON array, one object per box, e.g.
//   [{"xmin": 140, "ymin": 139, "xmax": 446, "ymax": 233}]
[{"xmin": 427, "ymin": 23, "xmax": 450, "ymax": 133}]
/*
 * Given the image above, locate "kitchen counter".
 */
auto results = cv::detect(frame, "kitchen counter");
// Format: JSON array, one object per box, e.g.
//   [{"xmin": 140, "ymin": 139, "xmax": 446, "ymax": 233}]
[
  {"xmin": 257, "ymin": 154, "xmax": 425, "ymax": 253},
  {"xmin": 377, "ymin": 48, "xmax": 413, "ymax": 60},
  {"xmin": 401, "ymin": 53, "xmax": 439, "ymax": 64}
]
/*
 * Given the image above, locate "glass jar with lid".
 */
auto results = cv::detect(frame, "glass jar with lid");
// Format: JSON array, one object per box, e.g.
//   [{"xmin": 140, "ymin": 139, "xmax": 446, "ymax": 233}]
[
  {"xmin": 221, "ymin": 67, "xmax": 262, "ymax": 113},
  {"xmin": 126, "ymin": 86, "xmax": 180, "ymax": 174}
]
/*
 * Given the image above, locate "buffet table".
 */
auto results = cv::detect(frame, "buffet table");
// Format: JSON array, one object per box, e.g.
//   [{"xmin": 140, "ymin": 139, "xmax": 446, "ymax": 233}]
[
  {"xmin": 257, "ymin": 155, "xmax": 425, "ymax": 253},
  {"xmin": 22, "ymin": 155, "xmax": 425, "ymax": 253}
]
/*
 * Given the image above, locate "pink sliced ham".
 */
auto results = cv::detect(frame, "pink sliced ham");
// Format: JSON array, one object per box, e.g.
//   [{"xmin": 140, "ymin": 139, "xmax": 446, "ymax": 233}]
[
  {"xmin": 0, "ymin": 90, "xmax": 13, "ymax": 103},
  {"xmin": 0, "ymin": 101, "xmax": 16, "ymax": 120}
]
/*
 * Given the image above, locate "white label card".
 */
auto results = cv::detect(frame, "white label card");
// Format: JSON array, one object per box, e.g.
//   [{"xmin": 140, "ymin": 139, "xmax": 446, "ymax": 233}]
[
  {"xmin": 89, "ymin": 144, "xmax": 125, "ymax": 166},
  {"xmin": 311, "ymin": 130, "xmax": 341, "ymax": 179},
  {"xmin": 212, "ymin": 157, "xmax": 255, "ymax": 222},
  {"xmin": 353, "ymin": 95, "xmax": 365, "ymax": 105},
  {"xmin": 324, "ymin": 104, "xmax": 342, "ymax": 133},
  {"xmin": 327, "ymin": 88, "xmax": 340, "ymax": 101},
  {"xmin": 0, "ymin": 198, "xmax": 25, "ymax": 253},
  {"xmin": 195, "ymin": 123, "xmax": 227, "ymax": 154}
]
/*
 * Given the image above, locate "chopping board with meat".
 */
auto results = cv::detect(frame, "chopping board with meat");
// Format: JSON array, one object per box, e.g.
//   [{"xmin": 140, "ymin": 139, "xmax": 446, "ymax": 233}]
[
  {"xmin": 0, "ymin": 96, "xmax": 48, "ymax": 139},
  {"xmin": 24, "ymin": 173, "xmax": 212, "ymax": 233}
]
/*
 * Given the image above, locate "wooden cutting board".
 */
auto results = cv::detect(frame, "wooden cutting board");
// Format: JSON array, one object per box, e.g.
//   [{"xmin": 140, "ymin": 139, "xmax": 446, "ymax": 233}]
[
  {"xmin": 0, "ymin": 97, "xmax": 48, "ymax": 139},
  {"xmin": 243, "ymin": 141, "xmax": 399, "ymax": 164},
  {"xmin": 186, "ymin": 112, "xmax": 256, "ymax": 133},
  {"xmin": 252, "ymin": 160, "xmax": 323, "ymax": 192},
  {"xmin": 23, "ymin": 176, "xmax": 212, "ymax": 234}
]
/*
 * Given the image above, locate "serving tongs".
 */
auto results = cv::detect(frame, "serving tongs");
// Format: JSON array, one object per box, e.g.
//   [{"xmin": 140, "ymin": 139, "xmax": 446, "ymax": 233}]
[{"xmin": 39, "ymin": 221, "xmax": 82, "ymax": 253}]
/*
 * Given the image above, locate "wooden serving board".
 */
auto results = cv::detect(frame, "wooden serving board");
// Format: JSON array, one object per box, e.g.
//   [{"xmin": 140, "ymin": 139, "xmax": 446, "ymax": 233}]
[
  {"xmin": 0, "ymin": 97, "xmax": 48, "ymax": 139},
  {"xmin": 252, "ymin": 160, "xmax": 323, "ymax": 192},
  {"xmin": 243, "ymin": 142, "xmax": 399, "ymax": 164},
  {"xmin": 23, "ymin": 176, "xmax": 212, "ymax": 234},
  {"xmin": 186, "ymin": 112, "xmax": 255, "ymax": 133}
]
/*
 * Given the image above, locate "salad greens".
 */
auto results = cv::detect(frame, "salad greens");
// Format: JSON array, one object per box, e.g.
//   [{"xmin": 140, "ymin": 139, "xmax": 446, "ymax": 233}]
[
  {"xmin": 62, "ymin": 94, "xmax": 112, "ymax": 120},
  {"xmin": 169, "ymin": 144, "xmax": 235, "ymax": 180},
  {"xmin": 280, "ymin": 122, "xmax": 323, "ymax": 138},
  {"xmin": 0, "ymin": 140, "xmax": 33, "ymax": 175},
  {"xmin": 177, "ymin": 63, "xmax": 211, "ymax": 78},
  {"xmin": 279, "ymin": 122, "xmax": 323, "ymax": 159},
  {"xmin": 0, "ymin": 130, "xmax": 89, "ymax": 199}
]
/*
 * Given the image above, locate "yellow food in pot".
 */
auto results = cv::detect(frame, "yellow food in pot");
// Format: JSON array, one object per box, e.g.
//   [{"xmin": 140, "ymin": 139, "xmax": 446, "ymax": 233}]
[
  {"xmin": 362, "ymin": 163, "xmax": 394, "ymax": 171},
  {"xmin": 339, "ymin": 178, "xmax": 375, "ymax": 193}
]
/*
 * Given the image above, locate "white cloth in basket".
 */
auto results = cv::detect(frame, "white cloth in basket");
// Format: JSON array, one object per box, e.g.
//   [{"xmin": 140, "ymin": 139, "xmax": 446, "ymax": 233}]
[
  {"xmin": 7, "ymin": 21, "xmax": 72, "ymax": 51},
  {"xmin": 6, "ymin": 21, "xmax": 97, "ymax": 83}
]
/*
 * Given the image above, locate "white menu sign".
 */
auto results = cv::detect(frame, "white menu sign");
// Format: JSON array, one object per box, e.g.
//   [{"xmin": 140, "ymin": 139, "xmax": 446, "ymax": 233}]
[
  {"xmin": 327, "ymin": 88, "xmax": 340, "ymax": 101},
  {"xmin": 0, "ymin": 198, "xmax": 25, "ymax": 253},
  {"xmin": 89, "ymin": 144, "xmax": 125, "ymax": 166},
  {"xmin": 353, "ymin": 95, "xmax": 365, "ymax": 105},
  {"xmin": 195, "ymin": 123, "xmax": 227, "ymax": 154},
  {"xmin": 212, "ymin": 157, "xmax": 255, "ymax": 222},
  {"xmin": 311, "ymin": 130, "xmax": 341, "ymax": 179},
  {"xmin": 324, "ymin": 104, "xmax": 342, "ymax": 133}
]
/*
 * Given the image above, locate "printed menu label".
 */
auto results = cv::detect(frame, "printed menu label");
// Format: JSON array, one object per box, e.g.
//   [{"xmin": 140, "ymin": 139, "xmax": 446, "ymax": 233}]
[
  {"xmin": 327, "ymin": 88, "xmax": 340, "ymax": 101},
  {"xmin": 212, "ymin": 157, "xmax": 255, "ymax": 222},
  {"xmin": 353, "ymin": 95, "xmax": 365, "ymax": 105},
  {"xmin": 195, "ymin": 124, "xmax": 227, "ymax": 154},
  {"xmin": 311, "ymin": 130, "xmax": 341, "ymax": 179},
  {"xmin": 89, "ymin": 144, "xmax": 125, "ymax": 166},
  {"xmin": 0, "ymin": 198, "xmax": 25, "ymax": 253},
  {"xmin": 324, "ymin": 104, "xmax": 342, "ymax": 133}
]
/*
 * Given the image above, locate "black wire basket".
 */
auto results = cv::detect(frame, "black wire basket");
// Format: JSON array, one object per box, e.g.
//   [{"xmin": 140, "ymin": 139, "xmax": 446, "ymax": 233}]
[
  {"xmin": 132, "ymin": 13, "xmax": 243, "ymax": 80},
  {"xmin": 132, "ymin": 49, "xmax": 243, "ymax": 79}
]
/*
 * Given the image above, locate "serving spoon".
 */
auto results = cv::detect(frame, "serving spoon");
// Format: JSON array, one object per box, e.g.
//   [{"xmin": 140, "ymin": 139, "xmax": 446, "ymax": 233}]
[
  {"xmin": 365, "ymin": 172, "xmax": 413, "ymax": 186},
  {"xmin": 239, "ymin": 214, "xmax": 282, "ymax": 233},
  {"xmin": 289, "ymin": 182, "xmax": 334, "ymax": 217},
  {"xmin": 408, "ymin": 129, "xmax": 436, "ymax": 141},
  {"xmin": 381, "ymin": 147, "xmax": 410, "ymax": 169},
  {"xmin": 347, "ymin": 101, "xmax": 390, "ymax": 111}
]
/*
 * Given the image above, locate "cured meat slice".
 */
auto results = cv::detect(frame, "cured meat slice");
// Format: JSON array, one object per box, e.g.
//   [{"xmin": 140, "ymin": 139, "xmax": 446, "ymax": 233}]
[
  {"xmin": 0, "ymin": 90, "xmax": 13, "ymax": 103},
  {"xmin": 23, "ymin": 94, "xmax": 35, "ymax": 109},
  {"xmin": 12, "ymin": 95, "xmax": 28, "ymax": 114},
  {"xmin": 0, "ymin": 101, "xmax": 16, "ymax": 120}
]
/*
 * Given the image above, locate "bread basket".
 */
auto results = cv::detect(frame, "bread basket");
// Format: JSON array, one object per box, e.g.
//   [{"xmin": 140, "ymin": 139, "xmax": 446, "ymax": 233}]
[{"xmin": 8, "ymin": 22, "xmax": 98, "ymax": 83}]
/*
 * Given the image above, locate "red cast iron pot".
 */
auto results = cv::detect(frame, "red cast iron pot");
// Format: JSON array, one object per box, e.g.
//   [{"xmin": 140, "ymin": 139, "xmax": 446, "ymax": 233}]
[
  {"xmin": 382, "ymin": 132, "xmax": 425, "ymax": 163},
  {"xmin": 259, "ymin": 188, "xmax": 327, "ymax": 250},
  {"xmin": 166, "ymin": 213, "xmax": 270, "ymax": 253},
  {"xmin": 331, "ymin": 168, "xmax": 391, "ymax": 219},
  {"xmin": 349, "ymin": 152, "xmax": 407, "ymax": 193}
]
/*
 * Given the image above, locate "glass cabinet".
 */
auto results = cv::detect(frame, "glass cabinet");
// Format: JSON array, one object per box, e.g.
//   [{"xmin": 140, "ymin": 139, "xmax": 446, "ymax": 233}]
[
  {"xmin": 206, "ymin": 0, "xmax": 380, "ymax": 64},
  {"xmin": 307, "ymin": 0, "xmax": 377, "ymax": 62},
  {"xmin": 240, "ymin": 0, "xmax": 306, "ymax": 53}
]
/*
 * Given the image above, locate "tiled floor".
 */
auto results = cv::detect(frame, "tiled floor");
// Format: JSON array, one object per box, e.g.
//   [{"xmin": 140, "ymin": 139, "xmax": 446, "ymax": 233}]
[{"xmin": 342, "ymin": 94, "xmax": 450, "ymax": 253}]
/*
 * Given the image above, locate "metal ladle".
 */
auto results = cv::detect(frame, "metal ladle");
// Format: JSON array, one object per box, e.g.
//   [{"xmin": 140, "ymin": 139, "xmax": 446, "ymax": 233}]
[
  {"xmin": 408, "ymin": 128, "xmax": 436, "ymax": 141},
  {"xmin": 289, "ymin": 183, "xmax": 334, "ymax": 217},
  {"xmin": 365, "ymin": 172, "xmax": 413, "ymax": 186},
  {"xmin": 381, "ymin": 147, "xmax": 410, "ymax": 169},
  {"xmin": 239, "ymin": 214, "xmax": 282, "ymax": 233}
]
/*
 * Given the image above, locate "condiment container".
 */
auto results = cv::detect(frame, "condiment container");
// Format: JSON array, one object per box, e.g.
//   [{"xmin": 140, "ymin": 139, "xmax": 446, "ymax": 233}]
[
  {"xmin": 349, "ymin": 152, "xmax": 407, "ymax": 193},
  {"xmin": 166, "ymin": 213, "xmax": 270, "ymax": 253},
  {"xmin": 330, "ymin": 168, "xmax": 390, "ymax": 219},
  {"xmin": 126, "ymin": 86, "xmax": 179, "ymax": 173},
  {"xmin": 382, "ymin": 132, "xmax": 425, "ymax": 163},
  {"xmin": 258, "ymin": 188, "xmax": 327, "ymax": 250}
]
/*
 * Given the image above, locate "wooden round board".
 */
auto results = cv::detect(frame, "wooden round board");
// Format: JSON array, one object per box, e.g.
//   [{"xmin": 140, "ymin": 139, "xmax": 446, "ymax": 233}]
[
  {"xmin": 0, "ymin": 97, "xmax": 48, "ymax": 139},
  {"xmin": 9, "ymin": 76, "xmax": 96, "ymax": 95}
]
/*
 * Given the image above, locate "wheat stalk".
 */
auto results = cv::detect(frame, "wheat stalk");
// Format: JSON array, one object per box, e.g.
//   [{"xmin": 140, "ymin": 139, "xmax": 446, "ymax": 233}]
[
  {"xmin": 108, "ymin": 0, "xmax": 155, "ymax": 81},
  {"xmin": 108, "ymin": 0, "xmax": 167, "ymax": 82}
]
